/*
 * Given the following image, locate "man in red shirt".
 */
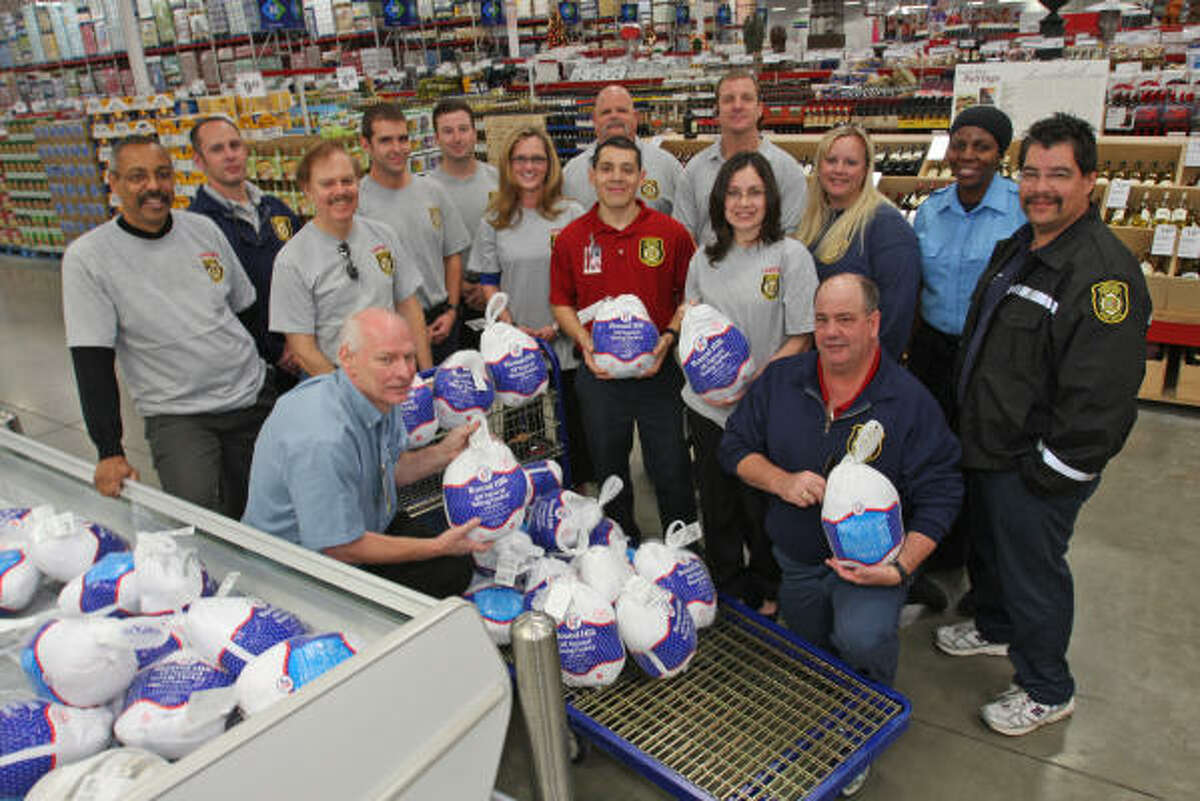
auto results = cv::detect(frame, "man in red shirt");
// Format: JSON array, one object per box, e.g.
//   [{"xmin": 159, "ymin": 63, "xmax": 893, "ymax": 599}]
[{"xmin": 551, "ymin": 136, "xmax": 696, "ymax": 539}]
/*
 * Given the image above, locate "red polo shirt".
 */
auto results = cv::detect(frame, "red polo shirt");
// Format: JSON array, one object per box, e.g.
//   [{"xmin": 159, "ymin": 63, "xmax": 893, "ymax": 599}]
[{"xmin": 550, "ymin": 201, "xmax": 694, "ymax": 331}]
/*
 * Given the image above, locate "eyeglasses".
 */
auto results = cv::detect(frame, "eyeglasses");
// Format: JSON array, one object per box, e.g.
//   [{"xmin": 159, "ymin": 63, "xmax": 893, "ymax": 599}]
[
  {"xmin": 337, "ymin": 241, "xmax": 358, "ymax": 280},
  {"xmin": 511, "ymin": 155, "xmax": 549, "ymax": 166},
  {"xmin": 726, "ymin": 187, "xmax": 766, "ymax": 201}
]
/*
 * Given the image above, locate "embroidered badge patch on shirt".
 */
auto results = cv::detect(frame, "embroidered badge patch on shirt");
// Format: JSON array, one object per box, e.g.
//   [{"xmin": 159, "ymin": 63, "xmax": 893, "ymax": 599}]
[
  {"xmin": 373, "ymin": 245, "xmax": 395, "ymax": 275},
  {"xmin": 199, "ymin": 252, "xmax": 224, "ymax": 283},
  {"xmin": 760, "ymin": 267, "xmax": 781, "ymax": 300},
  {"xmin": 845, "ymin": 423, "xmax": 884, "ymax": 462},
  {"xmin": 429, "ymin": 206, "xmax": 443, "ymax": 230},
  {"xmin": 270, "ymin": 215, "xmax": 292, "ymax": 241},
  {"xmin": 1091, "ymin": 280, "xmax": 1129, "ymax": 324},
  {"xmin": 640, "ymin": 179, "xmax": 660, "ymax": 200},
  {"xmin": 639, "ymin": 237, "xmax": 665, "ymax": 267}
]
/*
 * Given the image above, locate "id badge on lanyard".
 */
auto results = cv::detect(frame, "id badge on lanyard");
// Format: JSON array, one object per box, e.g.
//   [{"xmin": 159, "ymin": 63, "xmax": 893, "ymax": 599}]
[{"xmin": 583, "ymin": 234, "xmax": 603, "ymax": 275}]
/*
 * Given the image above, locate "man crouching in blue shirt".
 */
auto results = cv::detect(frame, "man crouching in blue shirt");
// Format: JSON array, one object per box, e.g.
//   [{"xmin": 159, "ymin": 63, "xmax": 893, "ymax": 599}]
[
  {"xmin": 243, "ymin": 306, "xmax": 487, "ymax": 597},
  {"xmin": 721, "ymin": 273, "xmax": 962, "ymax": 685}
]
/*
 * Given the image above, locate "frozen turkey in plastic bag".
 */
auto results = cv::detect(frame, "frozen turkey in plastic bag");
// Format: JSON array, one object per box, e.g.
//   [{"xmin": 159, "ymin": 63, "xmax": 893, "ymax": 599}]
[
  {"xmin": 679, "ymin": 303, "xmax": 757, "ymax": 405},
  {"xmin": 57, "ymin": 552, "xmax": 139, "ymax": 617},
  {"xmin": 25, "ymin": 507, "xmax": 128, "ymax": 583},
  {"xmin": 433, "ymin": 350, "xmax": 495, "ymax": 429},
  {"xmin": 821, "ymin": 420, "xmax": 904, "ymax": 567},
  {"xmin": 521, "ymin": 555, "xmax": 572, "ymax": 612},
  {"xmin": 399, "ymin": 368, "xmax": 439, "ymax": 448},
  {"xmin": 21, "ymin": 616, "xmax": 174, "ymax": 707},
  {"xmin": 26, "ymin": 746, "xmax": 167, "ymax": 801},
  {"xmin": 114, "ymin": 650, "xmax": 236, "ymax": 760},
  {"xmin": 0, "ymin": 546, "xmax": 41, "ymax": 613},
  {"xmin": 443, "ymin": 417, "xmax": 533, "ymax": 543},
  {"xmin": 522, "ymin": 459, "xmax": 564, "ymax": 499},
  {"xmin": 133, "ymin": 529, "xmax": 216, "ymax": 615},
  {"xmin": 525, "ymin": 476, "xmax": 622, "ymax": 554},
  {"xmin": 573, "ymin": 543, "xmax": 634, "ymax": 605},
  {"xmin": 184, "ymin": 597, "xmax": 307, "ymax": 678},
  {"xmin": 236, "ymin": 632, "xmax": 360, "ymax": 717},
  {"xmin": 615, "ymin": 575, "xmax": 697, "ymax": 680},
  {"xmin": 578, "ymin": 294, "xmax": 660, "ymax": 379},
  {"xmin": 529, "ymin": 574, "xmax": 625, "ymax": 688},
  {"xmin": 634, "ymin": 521, "xmax": 716, "ymax": 629},
  {"xmin": 463, "ymin": 581, "xmax": 526, "ymax": 645},
  {"xmin": 0, "ymin": 699, "xmax": 113, "ymax": 798},
  {"xmin": 480, "ymin": 292, "xmax": 549, "ymax": 407},
  {"xmin": 471, "ymin": 529, "xmax": 543, "ymax": 583}
]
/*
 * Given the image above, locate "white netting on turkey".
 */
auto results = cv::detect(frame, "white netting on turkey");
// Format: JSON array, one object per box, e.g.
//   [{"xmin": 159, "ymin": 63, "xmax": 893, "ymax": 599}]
[
  {"xmin": 820, "ymin": 420, "xmax": 904, "ymax": 567},
  {"xmin": 480, "ymin": 292, "xmax": 549, "ymax": 407},
  {"xmin": 578, "ymin": 294, "xmax": 660, "ymax": 379},
  {"xmin": 443, "ymin": 417, "xmax": 533, "ymax": 543}
]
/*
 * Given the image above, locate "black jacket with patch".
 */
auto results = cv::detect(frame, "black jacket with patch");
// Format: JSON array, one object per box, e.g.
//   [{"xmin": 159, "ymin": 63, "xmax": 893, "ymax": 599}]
[{"xmin": 955, "ymin": 205, "xmax": 1150, "ymax": 495}]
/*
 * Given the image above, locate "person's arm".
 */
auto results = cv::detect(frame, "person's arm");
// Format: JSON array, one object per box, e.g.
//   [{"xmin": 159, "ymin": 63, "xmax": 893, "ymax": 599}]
[
  {"xmin": 393, "ymin": 420, "xmax": 477, "ymax": 485},
  {"xmin": 397, "ymin": 294, "xmax": 433, "ymax": 370},
  {"xmin": 285, "ymin": 333, "xmax": 336, "ymax": 375},
  {"xmin": 322, "ymin": 517, "xmax": 487, "ymax": 564},
  {"xmin": 643, "ymin": 303, "xmax": 686, "ymax": 378},
  {"xmin": 428, "ymin": 251, "xmax": 462, "ymax": 344},
  {"xmin": 866, "ymin": 208, "xmax": 922, "ymax": 359},
  {"xmin": 1020, "ymin": 263, "xmax": 1150, "ymax": 496},
  {"xmin": 736, "ymin": 453, "xmax": 826, "ymax": 509},
  {"xmin": 69, "ymin": 346, "xmax": 138, "ymax": 497}
]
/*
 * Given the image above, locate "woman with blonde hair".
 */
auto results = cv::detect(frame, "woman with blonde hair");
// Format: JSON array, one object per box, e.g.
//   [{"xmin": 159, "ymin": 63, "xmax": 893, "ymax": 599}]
[
  {"xmin": 468, "ymin": 126, "xmax": 590, "ymax": 482},
  {"xmin": 795, "ymin": 124, "xmax": 920, "ymax": 358}
]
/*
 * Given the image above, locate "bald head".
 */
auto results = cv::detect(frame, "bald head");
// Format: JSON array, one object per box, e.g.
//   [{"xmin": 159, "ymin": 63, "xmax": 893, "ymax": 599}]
[
  {"xmin": 593, "ymin": 85, "xmax": 639, "ymax": 143},
  {"xmin": 815, "ymin": 273, "xmax": 879, "ymax": 315},
  {"xmin": 338, "ymin": 308, "xmax": 417, "ymax": 412}
]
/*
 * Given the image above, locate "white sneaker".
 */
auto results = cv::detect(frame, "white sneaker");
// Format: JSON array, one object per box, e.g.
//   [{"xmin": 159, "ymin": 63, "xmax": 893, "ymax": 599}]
[
  {"xmin": 981, "ymin": 689, "xmax": 1075, "ymax": 736},
  {"xmin": 839, "ymin": 765, "xmax": 870, "ymax": 796},
  {"xmin": 934, "ymin": 621, "xmax": 1009, "ymax": 657}
]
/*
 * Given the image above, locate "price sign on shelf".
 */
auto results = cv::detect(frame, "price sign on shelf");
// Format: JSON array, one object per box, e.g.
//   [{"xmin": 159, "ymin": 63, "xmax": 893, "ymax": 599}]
[
  {"xmin": 1105, "ymin": 106, "xmax": 1126, "ymax": 130},
  {"xmin": 1186, "ymin": 134, "xmax": 1200, "ymax": 168},
  {"xmin": 1151, "ymin": 223, "xmax": 1178, "ymax": 257},
  {"xmin": 1106, "ymin": 179, "xmax": 1133, "ymax": 209},
  {"xmin": 336, "ymin": 66, "xmax": 359, "ymax": 91},
  {"xmin": 1179, "ymin": 226, "xmax": 1200, "ymax": 259},
  {"xmin": 235, "ymin": 71, "xmax": 267, "ymax": 98},
  {"xmin": 927, "ymin": 131, "xmax": 950, "ymax": 162}
]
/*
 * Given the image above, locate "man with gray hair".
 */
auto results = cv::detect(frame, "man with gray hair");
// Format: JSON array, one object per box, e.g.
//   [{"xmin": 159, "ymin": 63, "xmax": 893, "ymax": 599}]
[{"xmin": 243, "ymin": 307, "xmax": 485, "ymax": 598}]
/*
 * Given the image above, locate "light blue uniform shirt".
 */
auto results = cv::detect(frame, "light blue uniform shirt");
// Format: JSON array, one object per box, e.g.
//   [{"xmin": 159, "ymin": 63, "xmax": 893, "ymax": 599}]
[
  {"xmin": 243, "ymin": 370, "xmax": 408, "ymax": 552},
  {"xmin": 914, "ymin": 175, "xmax": 1025, "ymax": 336}
]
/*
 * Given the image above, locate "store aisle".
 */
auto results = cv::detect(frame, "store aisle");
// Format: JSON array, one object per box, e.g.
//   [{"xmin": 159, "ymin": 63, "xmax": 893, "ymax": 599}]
[{"xmin": 1, "ymin": 256, "xmax": 1196, "ymax": 800}]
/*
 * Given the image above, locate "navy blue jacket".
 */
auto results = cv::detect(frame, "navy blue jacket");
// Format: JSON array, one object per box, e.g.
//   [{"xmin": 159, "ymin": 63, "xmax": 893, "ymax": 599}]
[
  {"xmin": 720, "ymin": 350, "xmax": 963, "ymax": 566},
  {"xmin": 189, "ymin": 188, "xmax": 302, "ymax": 364}
]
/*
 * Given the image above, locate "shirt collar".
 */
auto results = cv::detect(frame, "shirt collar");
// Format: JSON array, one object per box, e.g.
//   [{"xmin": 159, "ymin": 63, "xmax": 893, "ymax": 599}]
[
  {"xmin": 117, "ymin": 212, "xmax": 173, "ymax": 240},
  {"xmin": 817, "ymin": 346, "xmax": 883, "ymax": 418},
  {"xmin": 591, "ymin": 200, "xmax": 651, "ymax": 234},
  {"xmin": 939, "ymin": 174, "xmax": 1010, "ymax": 216},
  {"xmin": 707, "ymin": 134, "xmax": 767, "ymax": 162},
  {"xmin": 334, "ymin": 369, "xmax": 388, "ymax": 430},
  {"xmin": 200, "ymin": 181, "xmax": 262, "ymax": 211},
  {"xmin": 1027, "ymin": 204, "xmax": 1100, "ymax": 270}
]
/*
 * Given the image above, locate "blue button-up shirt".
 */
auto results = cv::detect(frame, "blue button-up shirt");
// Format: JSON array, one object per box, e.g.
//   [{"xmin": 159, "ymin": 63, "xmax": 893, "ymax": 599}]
[
  {"xmin": 243, "ymin": 370, "xmax": 408, "ymax": 552},
  {"xmin": 914, "ymin": 176, "xmax": 1025, "ymax": 337}
]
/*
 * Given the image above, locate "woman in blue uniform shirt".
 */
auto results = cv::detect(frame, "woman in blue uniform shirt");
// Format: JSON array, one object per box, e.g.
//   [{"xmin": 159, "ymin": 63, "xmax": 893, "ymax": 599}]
[{"xmin": 909, "ymin": 105, "xmax": 1025, "ymax": 416}]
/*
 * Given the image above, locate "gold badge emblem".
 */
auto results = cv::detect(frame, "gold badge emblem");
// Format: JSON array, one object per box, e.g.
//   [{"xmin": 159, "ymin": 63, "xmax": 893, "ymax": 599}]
[
  {"xmin": 550, "ymin": 228, "xmax": 562, "ymax": 247},
  {"xmin": 1091, "ymin": 280, "xmax": 1129, "ymax": 324},
  {"xmin": 373, "ymin": 246, "xmax": 395, "ymax": 276},
  {"xmin": 200, "ymin": 253, "xmax": 224, "ymax": 283},
  {"xmin": 640, "ymin": 179, "xmax": 660, "ymax": 200},
  {"xmin": 428, "ymin": 206, "xmax": 442, "ymax": 230},
  {"xmin": 638, "ymin": 237, "xmax": 665, "ymax": 267},
  {"xmin": 270, "ymin": 215, "xmax": 292, "ymax": 242},
  {"xmin": 760, "ymin": 269, "xmax": 780, "ymax": 300},
  {"xmin": 846, "ymin": 423, "xmax": 883, "ymax": 463}
]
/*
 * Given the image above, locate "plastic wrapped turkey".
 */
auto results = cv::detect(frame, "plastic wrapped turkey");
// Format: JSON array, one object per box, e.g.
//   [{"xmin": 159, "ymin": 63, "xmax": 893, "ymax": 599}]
[
  {"xmin": 615, "ymin": 574, "xmax": 698, "ymax": 680},
  {"xmin": 821, "ymin": 420, "xmax": 904, "ymax": 567},
  {"xmin": 634, "ymin": 521, "xmax": 717, "ymax": 629},
  {"xmin": 528, "ymin": 573, "xmax": 625, "ymax": 688},
  {"xmin": 24, "ymin": 507, "xmax": 128, "ymax": 584},
  {"xmin": 0, "ymin": 699, "xmax": 113, "ymax": 798},
  {"xmin": 578, "ymin": 294, "xmax": 660, "ymax": 379},
  {"xmin": 442, "ymin": 417, "xmax": 533, "ymax": 543},
  {"xmin": 433, "ymin": 349, "xmax": 495, "ymax": 429},
  {"xmin": 235, "ymin": 632, "xmax": 360, "ymax": 717},
  {"xmin": 398, "ymin": 368, "xmax": 439, "ymax": 447},
  {"xmin": 525, "ymin": 476, "xmax": 622, "ymax": 555},
  {"xmin": 678, "ymin": 302, "xmax": 757, "ymax": 405},
  {"xmin": 480, "ymin": 292, "xmax": 549, "ymax": 407}
]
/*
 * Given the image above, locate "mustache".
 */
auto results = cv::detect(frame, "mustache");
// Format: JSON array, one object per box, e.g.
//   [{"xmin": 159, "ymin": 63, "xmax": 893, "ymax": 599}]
[
  {"xmin": 328, "ymin": 195, "xmax": 356, "ymax": 204},
  {"xmin": 138, "ymin": 190, "xmax": 170, "ymax": 206},
  {"xmin": 1022, "ymin": 194, "xmax": 1062, "ymax": 207}
]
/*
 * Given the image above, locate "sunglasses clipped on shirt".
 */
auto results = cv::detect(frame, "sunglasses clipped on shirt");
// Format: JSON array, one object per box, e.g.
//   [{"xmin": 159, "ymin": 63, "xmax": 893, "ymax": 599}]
[{"xmin": 337, "ymin": 241, "xmax": 359, "ymax": 281}]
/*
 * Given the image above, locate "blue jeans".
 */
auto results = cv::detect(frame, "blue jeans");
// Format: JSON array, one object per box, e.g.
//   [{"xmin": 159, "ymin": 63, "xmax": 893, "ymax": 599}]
[
  {"xmin": 774, "ymin": 547, "xmax": 906, "ymax": 685},
  {"xmin": 967, "ymin": 469, "xmax": 1097, "ymax": 705},
  {"xmin": 574, "ymin": 360, "xmax": 695, "ymax": 540}
]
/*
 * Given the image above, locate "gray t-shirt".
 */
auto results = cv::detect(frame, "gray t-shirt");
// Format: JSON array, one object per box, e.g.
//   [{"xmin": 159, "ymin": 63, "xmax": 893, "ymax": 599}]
[
  {"xmin": 676, "ymin": 136, "xmax": 808, "ymax": 246},
  {"xmin": 561, "ymin": 139, "xmax": 685, "ymax": 216},
  {"xmin": 358, "ymin": 174, "xmax": 471, "ymax": 310},
  {"xmin": 469, "ymin": 200, "xmax": 586, "ymax": 368},
  {"xmin": 270, "ymin": 216, "xmax": 423, "ymax": 364},
  {"xmin": 62, "ymin": 212, "xmax": 265, "ymax": 417},
  {"xmin": 429, "ymin": 161, "xmax": 499, "ymax": 269},
  {"xmin": 682, "ymin": 237, "xmax": 818, "ymax": 427}
]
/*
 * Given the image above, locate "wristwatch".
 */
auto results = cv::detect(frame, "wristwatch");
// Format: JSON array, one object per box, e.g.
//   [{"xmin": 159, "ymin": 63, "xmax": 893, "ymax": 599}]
[
  {"xmin": 664, "ymin": 327, "xmax": 680, "ymax": 344},
  {"xmin": 892, "ymin": 560, "xmax": 910, "ymax": 585}
]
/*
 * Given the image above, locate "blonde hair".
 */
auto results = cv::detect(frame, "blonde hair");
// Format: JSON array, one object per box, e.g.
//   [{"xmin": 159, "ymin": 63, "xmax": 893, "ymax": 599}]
[
  {"xmin": 794, "ymin": 125, "xmax": 893, "ymax": 265},
  {"xmin": 488, "ymin": 126, "xmax": 567, "ymax": 230}
]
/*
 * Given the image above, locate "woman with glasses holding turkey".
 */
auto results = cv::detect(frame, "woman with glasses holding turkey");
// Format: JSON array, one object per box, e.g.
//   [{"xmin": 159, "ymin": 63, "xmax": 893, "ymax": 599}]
[
  {"xmin": 270, "ymin": 141, "xmax": 431, "ymax": 376},
  {"xmin": 469, "ymin": 126, "xmax": 591, "ymax": 483}
]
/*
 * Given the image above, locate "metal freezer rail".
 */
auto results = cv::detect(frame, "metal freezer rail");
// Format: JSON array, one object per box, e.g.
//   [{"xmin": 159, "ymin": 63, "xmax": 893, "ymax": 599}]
[{"xmin": 553, "ymin": 599, "xmax": 911, "ymax": 800}]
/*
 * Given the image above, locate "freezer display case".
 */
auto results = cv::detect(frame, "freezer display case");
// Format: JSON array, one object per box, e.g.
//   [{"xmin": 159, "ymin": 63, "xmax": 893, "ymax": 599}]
[{"xmin": 0, "ymin": 427, "xmax": 512, "ymax": 800}]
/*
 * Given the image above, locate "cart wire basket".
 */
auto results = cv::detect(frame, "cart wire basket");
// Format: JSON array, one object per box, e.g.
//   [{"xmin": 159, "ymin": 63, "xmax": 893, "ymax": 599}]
[{"xmin": 514, "ymin": 596, "xmax": 910, "ymax": 800}]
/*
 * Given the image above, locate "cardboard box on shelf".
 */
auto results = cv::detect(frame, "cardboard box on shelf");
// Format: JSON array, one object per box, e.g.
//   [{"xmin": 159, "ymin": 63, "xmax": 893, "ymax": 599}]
[
  {"xmin": 1139, "ymin": 350, "xmax": 1168, "ymax": 399},
  {"xmin": 1174, "ymin": 353, "xmax": 1200, "ymax": 403}
]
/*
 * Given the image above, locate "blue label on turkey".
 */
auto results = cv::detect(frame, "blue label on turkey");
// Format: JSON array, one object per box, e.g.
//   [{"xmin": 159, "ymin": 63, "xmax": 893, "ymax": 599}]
[
  {"xmin": 434, "ymin": 366, "xmax": 493, "ymax": 413},
  {"xmin": 822, "ymin": 504, "xmax": 904, "ymax": 565},
  {"xmin": 125, "ymin": 657, "xmax": 233, "ymax": 709},
  {"xmin": 525, "ymin": 492, "xmax": 569, "ymax": 551},
  {"xmin": 592, "ymin": 316, "xmax": 658, "ymax": 362},
  {"xmin": 466, "ymin": 585, "xmax": 525, "ymax": 626},
  {"xmin": 632, "ymin": 594, "xmax": 696, "ymax": 677},
  {"xmin": 0, "ymin": 701, "xmax": 57, "ymax": 797},
  {"xmin": 399, "ymin": 380, "xmax": 435, "ymax": 430},
  {"xmin": 654, "ymin": 559, "xmax": 716, "ymax": 608},
  {"xmin": 557, "ymin": 618, "xmax": 624, "ymax": 677},
  {"xmin": 682, "ymin": 325, "xmax": 751, "ymax": 394},
  {"xmin": 220, "ymin": 606, "xmax": 307, "ymax": 675},
  {"xmin": 488, "ymin": 345, "xmax": 547, "ymax": 398},
  {"xmin": 284, "ymin": 634, "xmax": 357, "ymax": 690},
  {"xmin": 77, "ymin": 551, "xmax": 135, "ymax": 613},
  {"xmin": 444, "ymin": 465, "xmax": 529, "ymax": 530}
]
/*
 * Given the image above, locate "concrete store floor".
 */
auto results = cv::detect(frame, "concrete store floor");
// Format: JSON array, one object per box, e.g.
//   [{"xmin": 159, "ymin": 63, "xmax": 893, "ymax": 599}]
[{"xmin": 1, "ymin": 257, "xmax": 1196, "ymax": 800}]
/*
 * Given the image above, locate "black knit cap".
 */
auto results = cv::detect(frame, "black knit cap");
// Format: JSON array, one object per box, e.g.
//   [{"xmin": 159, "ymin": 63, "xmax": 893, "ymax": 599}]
[{"xmin": 950, "ymin": 105, "xmax": 1013, "ymax": 153}]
